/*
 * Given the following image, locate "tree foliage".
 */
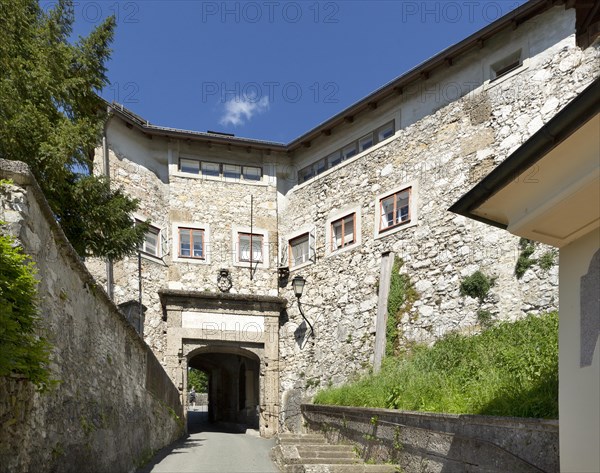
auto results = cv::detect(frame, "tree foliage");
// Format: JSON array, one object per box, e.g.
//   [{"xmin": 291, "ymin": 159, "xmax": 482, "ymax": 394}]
[
  {"xmin": 0, "ymin": 0, "xmax": 147, "ymax": 259},
  {"xmin": 187, "ymin": 368, "xmax": 208, "ymax": 393},
  {"xmin": 0, "ymin": 225, "xmax": 54, "ymax": 391}
]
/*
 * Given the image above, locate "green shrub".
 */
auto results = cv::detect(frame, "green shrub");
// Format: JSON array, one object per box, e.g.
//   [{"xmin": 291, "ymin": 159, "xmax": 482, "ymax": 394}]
[
  {"xmin": 314, "ymin": 312, "xmax": 558, "ymax": 419},
  {"xmin": 0, "ymin": 227, "xmax": 53, "ymax": 391},
  {"xmin": 460, "ymin": 271, "xmax": 494, "ymax": 303}
]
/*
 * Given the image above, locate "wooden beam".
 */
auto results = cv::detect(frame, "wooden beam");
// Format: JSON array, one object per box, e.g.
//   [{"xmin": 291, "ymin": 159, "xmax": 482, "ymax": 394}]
[
  {"xmin": 368, "ymin": 101, "xmax": 378, "ymax": 110},
  {"xmin": 344, "ymin": 116, "xmax": 354, "ymax": 123},
  {"xmin": 374, "ymin": 251, "xmax": 394, "ymax": 373},
  {"xmin": 321, "ymin": 129, "xmax": 332, "ymax": 136}
]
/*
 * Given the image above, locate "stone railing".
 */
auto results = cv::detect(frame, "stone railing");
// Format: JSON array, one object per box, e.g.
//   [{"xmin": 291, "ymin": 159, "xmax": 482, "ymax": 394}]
[{"xmin": 302, "ymin": 404, "xmax": 558, "ymax": 472}]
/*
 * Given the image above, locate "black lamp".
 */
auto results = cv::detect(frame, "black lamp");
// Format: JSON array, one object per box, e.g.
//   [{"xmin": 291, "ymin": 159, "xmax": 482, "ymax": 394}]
[
  {"xmin": 290, "ymin": 275, "xmax": 313, "ymax": 337},
  {"xmin": 292, "ymin": 275, "xmax": 306, "ymax": 299}
]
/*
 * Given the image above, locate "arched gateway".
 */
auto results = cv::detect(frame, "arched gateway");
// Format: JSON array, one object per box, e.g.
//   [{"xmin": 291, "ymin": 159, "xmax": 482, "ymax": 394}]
[{"xmin": 159, "ymin": 290, "xmax": 285, "ymax": 437}]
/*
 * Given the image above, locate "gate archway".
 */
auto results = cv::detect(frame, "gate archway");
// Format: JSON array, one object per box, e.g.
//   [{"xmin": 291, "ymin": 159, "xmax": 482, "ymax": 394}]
[{"xmin": 160, "ymin": 290, "xmax": 285, "ymax": 437}]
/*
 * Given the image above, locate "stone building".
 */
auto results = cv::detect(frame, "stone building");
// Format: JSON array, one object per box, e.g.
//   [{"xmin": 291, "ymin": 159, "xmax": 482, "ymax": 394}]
[{"xmin": 88, "ymin": 2, "xmax": 599, "ymax": 436}]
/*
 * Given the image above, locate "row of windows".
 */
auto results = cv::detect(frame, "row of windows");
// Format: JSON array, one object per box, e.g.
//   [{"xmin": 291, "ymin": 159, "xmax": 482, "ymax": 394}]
[
  {"xmin": 138, "ymin": 185, "xmax": 413, "ymax": 268},
  {"xmin": 288, "ymin": 186, "xmax": 413, "ymax": 267},
  {"xmin": 139, "ymin": 225, "xmax": 265, "ymax": 263},
  {"xmin": 298, "ymin": 120, "xmax": 395, "ymax": 184},
  {"xmin": 179, "ymin": 158, "xmax": 262, "ymax": 182}
]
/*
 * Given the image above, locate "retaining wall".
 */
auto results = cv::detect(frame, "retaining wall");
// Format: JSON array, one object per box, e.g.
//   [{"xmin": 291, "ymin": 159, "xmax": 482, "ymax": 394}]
[
  {"xmin": 0, "ymin": 159, "xmax": 184, "ymax": 473},
  {"xmin": 302, "ymin": 404, "xmax": 558, "ymax": 473}
]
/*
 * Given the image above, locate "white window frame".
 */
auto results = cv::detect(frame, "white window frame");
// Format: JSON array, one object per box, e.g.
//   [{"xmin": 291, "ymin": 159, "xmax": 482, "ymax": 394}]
[
  {"xmin": 133, "ymin": 216, "xmax": 166, "ymax": 264},
  {"xmin": 201, "ymin": 161, "xmax": 221, "ymax": 178},
  {"xmin": 179, "ymin": 158, "xmax": 200, "ymax": 174},
  {"xmin": 286, "ymin": 226, "xmax": 316, "ymax": 270},
  {"xmin": 242, "ymin": 166, "xmax": 262, "ymax": 182},
  {"xmin": 231, "ymin": 225, "xmax": 269, "ymax": 269},
  {"xmin": 374, "ymin": 180, "xmax": 419, "ymax": 240},
  {"xmin": 172, "ymin": 222, "xmax": 211, "ymax": 264},
  {"xmin": 325, "ymin": 205, "xmax": 362, "ymax": 257}
]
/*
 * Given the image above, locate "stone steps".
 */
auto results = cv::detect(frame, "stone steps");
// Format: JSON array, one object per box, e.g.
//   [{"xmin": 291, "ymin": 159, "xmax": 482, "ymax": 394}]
[{"xmin": 272, "ymin": 433, "xmax": 399, "ymax": 473}]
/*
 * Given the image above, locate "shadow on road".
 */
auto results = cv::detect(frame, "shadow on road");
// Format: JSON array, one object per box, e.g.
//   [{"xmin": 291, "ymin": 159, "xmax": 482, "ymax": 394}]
[{"xmin": 136, "ymin": 410, "xmax": 251, "ymax": 473}]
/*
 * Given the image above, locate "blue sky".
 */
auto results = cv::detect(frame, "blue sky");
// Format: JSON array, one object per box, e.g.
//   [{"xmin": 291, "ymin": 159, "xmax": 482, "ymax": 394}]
[{"xmin": 56, "ymin": 1, "xmax": 527, "ymax": 143}]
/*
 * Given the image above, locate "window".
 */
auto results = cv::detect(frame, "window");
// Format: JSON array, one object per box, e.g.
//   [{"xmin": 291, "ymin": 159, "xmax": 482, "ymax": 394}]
[
  {"xmin": 298, "ymin": 166, "xmax": 313, "ymax": 183},
  {"xmin": 376, "ymin": 121, "xmax": 395, "ymax": 142},
  {"xmin": 223, "ymin": 164, "xmax": 241, "ymax": 180},
  {"xmin": 312, "ymin": 158, "xmax": 327, "ymax": 176},
  {"xmin": 342, "ymin": 142, "xmax": 358, "ymax": 160},
  {"xmin": 327, "ymin": 150, "xmax": 342, "ymax": 168},
  {"xmin": 358, "ymin": 133, "xmax": 374, "ymax": 152},
  {"xmin": 289, "ymin": 233, "xmax": 310, "ymax": 267},
  {"xmin": 179, "ymin": 228, "xmax": 204, "ymax": 259},
  {"xmin": 137, "ymin": 221, "xmax": 160, "ymax": 256},
  {"xmin": 331, "ymin": 214, "xmax": 355, "ymax": 252},
  {"xmin": 238, "ymin": 233, "xmax": 263, "ymax": 263},
  {"xmin": 491, "ymin": 50, "xmax": 522, "ymax": 81},
  {"xmin": 243, "ymin": 166, "xmax": 262, "ymax": 181},
  {"xmin": 180, "ymin": 158, "xmax": 200, "ymax": 174},
  {"xmin": 380, "ymin": 188, "xmax": 411, "ymax": 231},
  {"xmin": 201, "ymin": 162, "xmax": 220, "ymax": 177}
]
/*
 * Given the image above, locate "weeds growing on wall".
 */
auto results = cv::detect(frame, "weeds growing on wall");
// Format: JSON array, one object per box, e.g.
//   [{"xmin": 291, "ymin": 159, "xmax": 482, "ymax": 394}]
[
  {"xmin": 0, "ymin": 224, "xmax": 54, "ymax": 391},
  {"xmin": 515, "ymin": 238, "xmax": 557, "ymax": 279},
  {"xmin": 314, "ymin": 312, "xmax": 558, "ymax": 419},
  {"xmin": 386, "ymin": 258, "xmax": 418, "ymax": 357}
]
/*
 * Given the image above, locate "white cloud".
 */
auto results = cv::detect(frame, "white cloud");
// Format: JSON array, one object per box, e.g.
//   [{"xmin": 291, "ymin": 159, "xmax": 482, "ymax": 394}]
[{"xmin": 219, "ymin": 96, "xmax": 269, "ymax": 127}]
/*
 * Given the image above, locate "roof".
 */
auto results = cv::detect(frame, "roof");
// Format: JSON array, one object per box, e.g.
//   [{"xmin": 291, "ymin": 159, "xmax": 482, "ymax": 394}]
[
  {"xmin": 109, "ymin": 0, "xmax": 573, "ymax": 154},
  {"xmin": 449, "ymin": 75, "xmax": 600, "ymax": 229}
]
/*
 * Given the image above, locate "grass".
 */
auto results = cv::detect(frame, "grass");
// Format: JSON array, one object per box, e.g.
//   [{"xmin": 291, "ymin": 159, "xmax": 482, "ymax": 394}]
[{"xmin": 314, "ymin": 312, "xmax": 558, "ymax": 419}]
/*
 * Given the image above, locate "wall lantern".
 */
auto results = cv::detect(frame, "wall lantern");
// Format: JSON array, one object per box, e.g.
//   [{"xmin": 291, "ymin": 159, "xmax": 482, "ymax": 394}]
[
  {"xmin": 291, "ymin": 275, "xmax": 313, "ymax": 337},
  {"xmin": 217, "ymin": 268, "xmax": 233, "ymax": 293},
  {"xmin": 292, "ymin": 275, "xmax": 305, "ymax": 298}
]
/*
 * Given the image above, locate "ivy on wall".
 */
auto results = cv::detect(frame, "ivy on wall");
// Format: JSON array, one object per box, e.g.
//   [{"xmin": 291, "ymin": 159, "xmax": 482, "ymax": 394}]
[
  {"xmin": 0, "ymin": 222, "xmax": 54, "ymax": 391},
  {"xmin": 386, "ymin": 257, "xmax": 418, "ymax": 357}
]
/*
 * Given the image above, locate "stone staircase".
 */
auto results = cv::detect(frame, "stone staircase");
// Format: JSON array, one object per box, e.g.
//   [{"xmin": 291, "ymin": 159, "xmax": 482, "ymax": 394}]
[{"xmin": 272, "ymin": 433, "xmax": 399, "ymax": 473}]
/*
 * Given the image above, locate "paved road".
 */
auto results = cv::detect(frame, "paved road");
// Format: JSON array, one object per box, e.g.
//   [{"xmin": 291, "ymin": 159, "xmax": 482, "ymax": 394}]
[{"xmin": 138, "ymin": 411, "xmax": 278, "ymax": 473}]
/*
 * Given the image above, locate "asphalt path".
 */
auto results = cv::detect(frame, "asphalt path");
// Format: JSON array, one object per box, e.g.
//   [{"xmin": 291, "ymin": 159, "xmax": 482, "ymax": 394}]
[{"xmin": 138, "ymin": 411, "xmax": 278, "ymax": 473}]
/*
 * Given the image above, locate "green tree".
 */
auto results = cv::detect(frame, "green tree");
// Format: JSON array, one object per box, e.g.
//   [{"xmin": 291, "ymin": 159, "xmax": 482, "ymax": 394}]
[
  {"xmin": 0, "ymin": 0, "xmax": 147, "ymax": 259},
  {"xmin": 187, "ymin": 368, "xmax": 208, "ymax": 393}
]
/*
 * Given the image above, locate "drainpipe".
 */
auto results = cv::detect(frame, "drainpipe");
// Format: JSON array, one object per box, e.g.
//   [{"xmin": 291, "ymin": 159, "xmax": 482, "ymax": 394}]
[{"xmin": 103, "ymin": 105, "xmax": 114, "ymax": 300}]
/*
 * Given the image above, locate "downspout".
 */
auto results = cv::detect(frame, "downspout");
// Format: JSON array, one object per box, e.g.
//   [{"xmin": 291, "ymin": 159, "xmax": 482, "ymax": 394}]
[{"xmin": 103, "ymin": 105, "xmax": 114, "ymax": 300}]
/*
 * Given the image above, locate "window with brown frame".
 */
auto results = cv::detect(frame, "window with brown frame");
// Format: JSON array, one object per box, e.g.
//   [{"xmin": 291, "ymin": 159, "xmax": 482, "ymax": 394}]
[
  {"xmin": 379, "ymin": 188, "xmax": 411, "ymax": 231},
  {"xmin": 331, "ymin": 213, "xmax": 356, "ymax": 252},
  {"xmin": 238, "ymin": 233, "xmax": 263, "ymax": 263},
  {"xmin": 179, "ymin": 228, "xmax": 204, "ymax": 259}
]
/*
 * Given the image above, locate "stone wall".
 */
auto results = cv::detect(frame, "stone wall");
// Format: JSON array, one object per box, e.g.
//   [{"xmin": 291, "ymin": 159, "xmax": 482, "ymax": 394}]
[
  {"xmin": 302, "ymin": 404, "xmax": 559, "ymax": 473},
  {"xmin": 277, "ymin": 8, "xmax": 599, "ymax": 430},
  {"xmin": 0, "ymin": 160, "xmax": 184, "ymax": 473},
  {"xmin": 88, "ymin": 121, "xmax": 283, "ymax": 363}
]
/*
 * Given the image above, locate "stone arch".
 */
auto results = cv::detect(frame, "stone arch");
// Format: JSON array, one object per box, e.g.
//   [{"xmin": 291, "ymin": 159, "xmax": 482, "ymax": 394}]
[{"xmin": 159, "ymin": 289, "xmax": 285, "ymax": 437}]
